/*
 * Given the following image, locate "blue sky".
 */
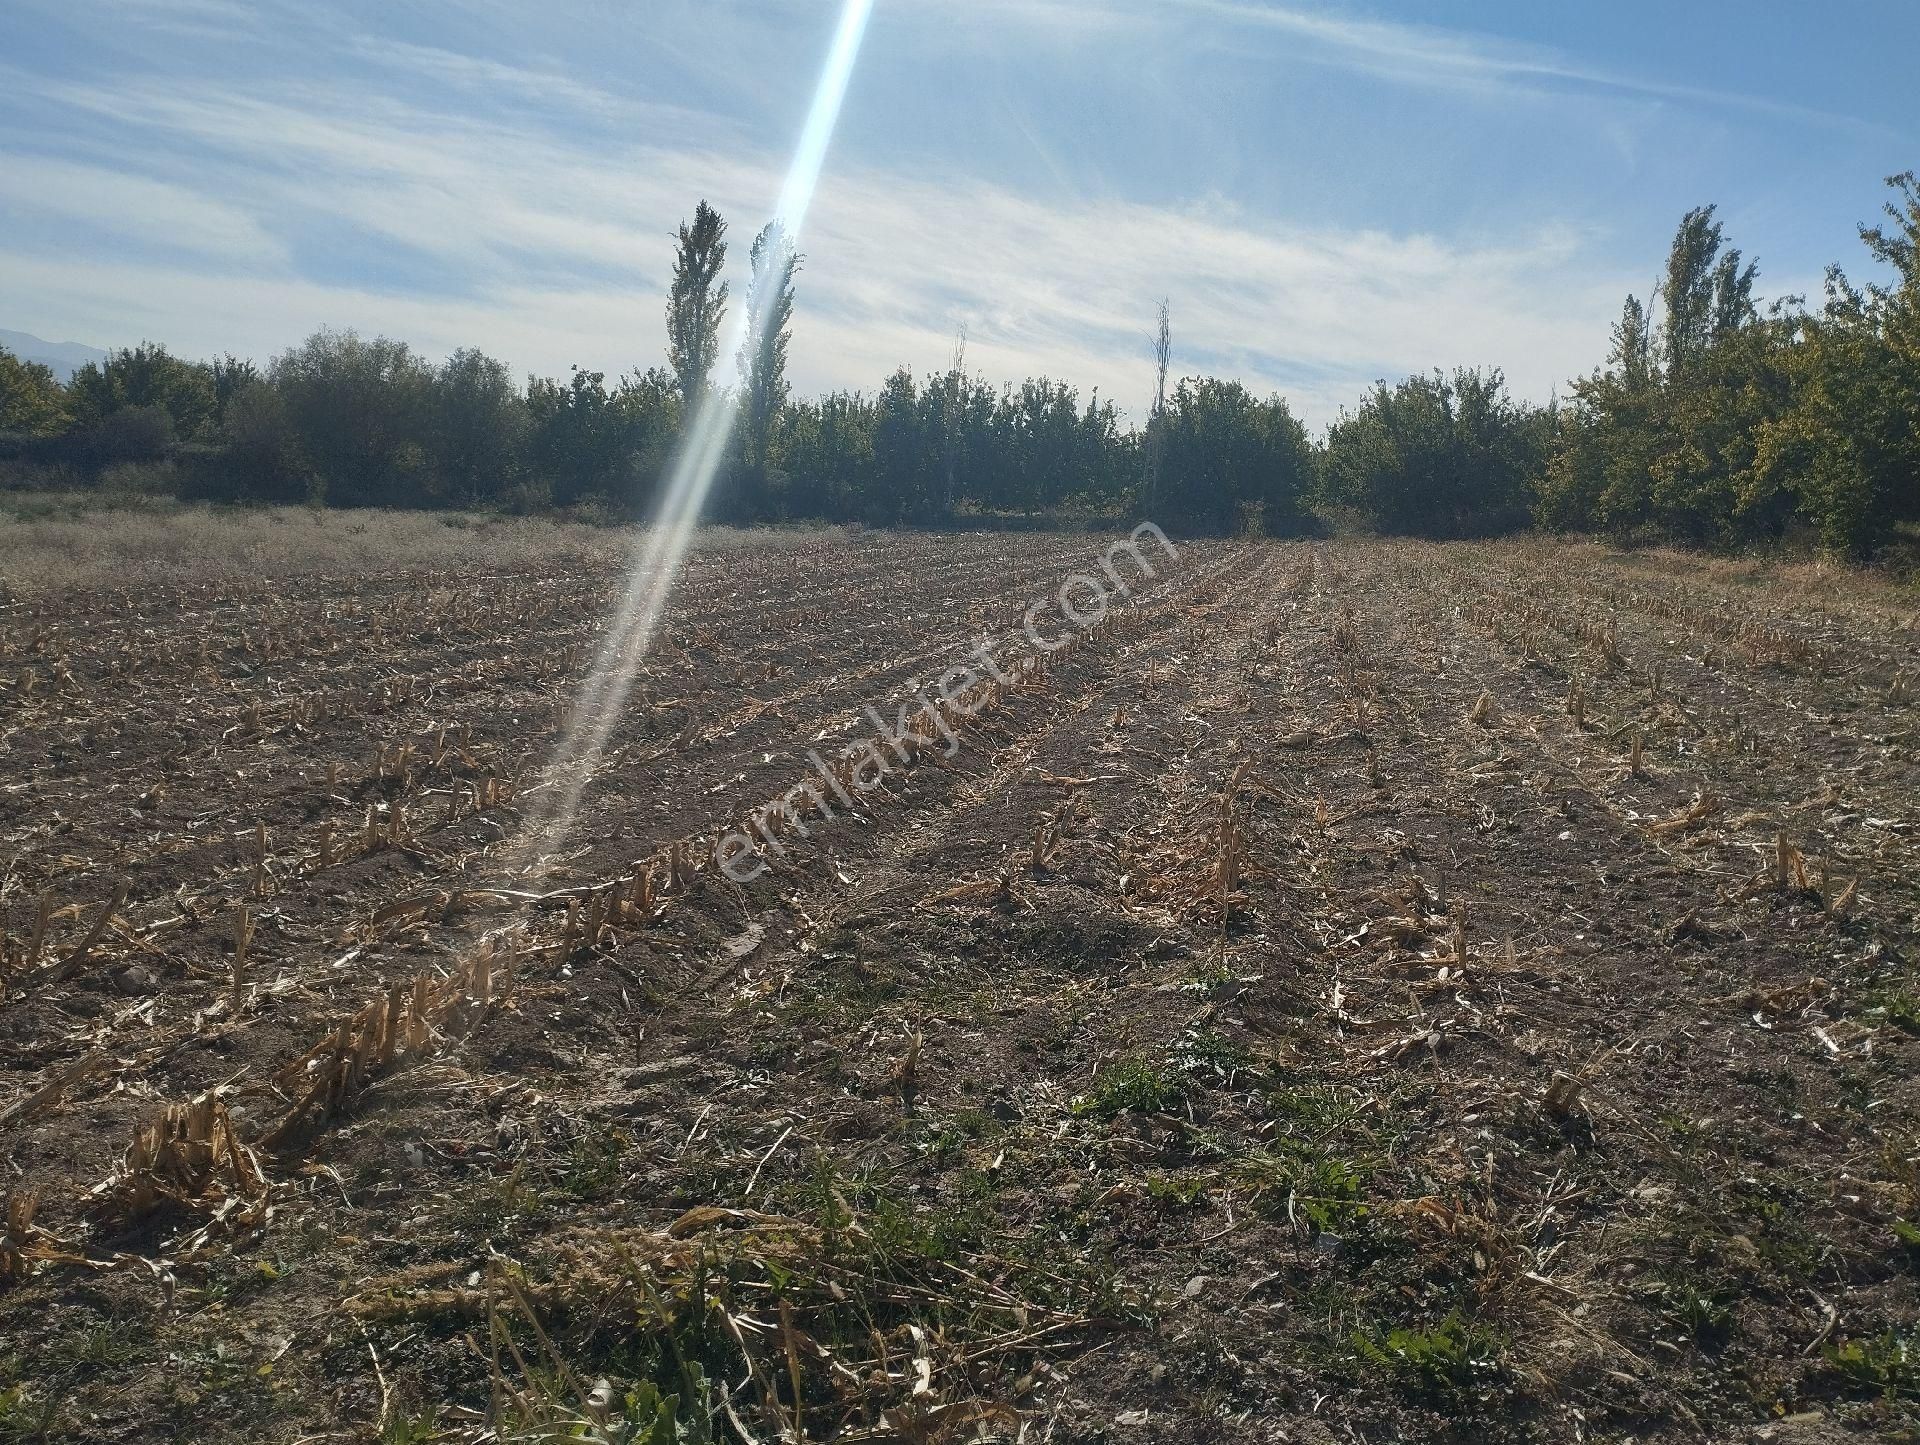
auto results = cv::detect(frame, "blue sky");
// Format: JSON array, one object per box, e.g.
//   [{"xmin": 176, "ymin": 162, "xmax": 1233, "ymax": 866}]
[{"xmin": 1, "ymin": 0, "xmax": 1915, "ymax": 425}]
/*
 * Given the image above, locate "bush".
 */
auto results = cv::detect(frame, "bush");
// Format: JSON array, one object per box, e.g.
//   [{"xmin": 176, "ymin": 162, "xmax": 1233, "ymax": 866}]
[
  {"xmin": 97, "ymin": 460, "xmax": 179, "ymax": 502},
  {"xmin": 76, "ymin": 405, "xmax": 174, "ymax": 467}
]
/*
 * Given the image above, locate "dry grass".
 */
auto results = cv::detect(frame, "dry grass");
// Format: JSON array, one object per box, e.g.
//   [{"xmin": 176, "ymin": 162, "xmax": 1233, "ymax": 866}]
[{"xmin": 0, "ymin": 492, "xmax": 844, "ymax": 596}]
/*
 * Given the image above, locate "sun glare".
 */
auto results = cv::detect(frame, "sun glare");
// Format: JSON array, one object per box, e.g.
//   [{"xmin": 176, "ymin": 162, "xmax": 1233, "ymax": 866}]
[{"xmin": 515, "ymin": 0, "xmax": 877, "ymax": 867}]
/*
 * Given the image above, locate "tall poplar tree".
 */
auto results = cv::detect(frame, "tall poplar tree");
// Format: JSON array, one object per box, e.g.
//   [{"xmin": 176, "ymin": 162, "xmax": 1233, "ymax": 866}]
[{"xmin": 666, "ymin": 201, "xmax": 729, "ymax": 407}]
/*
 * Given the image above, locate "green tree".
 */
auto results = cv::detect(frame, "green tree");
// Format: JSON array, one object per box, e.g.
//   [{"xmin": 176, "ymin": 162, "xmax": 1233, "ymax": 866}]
[
  {"xmin": 665, "ymin": 200, "xmax": 729, "ymax": 408},
  {"xmin": 0, "ymin": 347, "xmax": 70, "ymax": 435},
  {"xmin": 1752, "ymin": 174, "xmax": 1920, "ymax": 555},
  {"xmin": 431, "ymin": 347, "xmax": 528, "ymax": 504},
  {"xmin": 737, "ymin": 221, "xmax": 800, "ymax": 512},
  {"xmin": 523, "ymin": 365, "xmax": 680, "ymax": 512},
  {"xmin": 68, "ymin": 342, "xmax": 217, "ymax": 440},
  {"xmin": 526, "ymin": 367, "xmax": 625, "ymax": 509},
  {"xmin": 869, "ymin": 367, "xmax": 930, "ymax": 522},
  {"xmin": 269, "ymin": 329, "xmax": 436, "ymax": 507},
  {"xmin": 214, "ymin": 379, "xmax": 307, "ymax": 502},
  {"xmin": 1545, "ymin": 204, "xmax": 1792, "ymax": 548},
  {"xmin": 1322, "ymin": 368, "xmax": 1542, "ymax": 537},
  {"xmin": 1660, "ymin": 206, "xmax": 1733, "ymax": 378},
  {"xmin": 1160, "ymin": 377, "xmax": 1314, "ymax": 534},
  {"xmin": 774, "ymin": 390, "xmax": 875, "ymax": 519},
  {"xmin": 210, "ymin": 354, "xmax": 260, "ymax": 427}
]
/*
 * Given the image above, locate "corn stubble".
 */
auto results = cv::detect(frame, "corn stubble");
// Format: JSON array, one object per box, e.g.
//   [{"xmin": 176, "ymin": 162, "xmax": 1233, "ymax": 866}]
[{"xmin": 6, "ymin": 534, "xmax": 1916, "ymax": 1441}]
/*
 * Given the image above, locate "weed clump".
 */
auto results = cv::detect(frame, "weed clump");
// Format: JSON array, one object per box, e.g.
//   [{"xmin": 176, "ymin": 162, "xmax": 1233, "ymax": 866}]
[{"xmin": 1074, "ymin": 1055, "xmax": 1185, "ymax": 1118}]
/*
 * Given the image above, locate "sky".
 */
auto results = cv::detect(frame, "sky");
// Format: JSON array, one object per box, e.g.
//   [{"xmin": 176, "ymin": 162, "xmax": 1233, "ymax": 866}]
[{"xmin": 1, "ymin": 0, "xmax": 1916, "ymax": 428}]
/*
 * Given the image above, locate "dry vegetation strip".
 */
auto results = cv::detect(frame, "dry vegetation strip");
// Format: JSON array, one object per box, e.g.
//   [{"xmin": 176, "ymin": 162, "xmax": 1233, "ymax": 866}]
[{"xmin": 1, "ymin": 527, "xmax": 1918, "ymax": 1443}]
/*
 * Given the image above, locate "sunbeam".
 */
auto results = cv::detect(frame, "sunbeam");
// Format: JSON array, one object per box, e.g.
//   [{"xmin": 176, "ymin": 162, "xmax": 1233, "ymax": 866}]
[{"xmin": 514, "ymin": 0, "xmax": 876, "ymax": 869}]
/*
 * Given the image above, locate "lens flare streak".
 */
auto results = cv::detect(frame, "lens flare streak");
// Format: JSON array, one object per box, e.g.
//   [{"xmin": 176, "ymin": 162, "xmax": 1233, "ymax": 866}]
[{"xmin": 517, "ymin": 0, "xmax": 876, "ymax": 863}]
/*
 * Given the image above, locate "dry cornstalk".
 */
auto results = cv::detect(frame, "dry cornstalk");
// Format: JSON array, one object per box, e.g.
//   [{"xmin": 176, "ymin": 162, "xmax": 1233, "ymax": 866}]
[
  {"xmin": 1774, "ymin": 832, "xmax": 1810, "ymax": 892},
  {"xmin": 39, "ymin": 881, "xmax": 129, "ymax": 986},
  {"xmin": 1565, "ymin": 676, "xmax": 1586, "ymax": 729},
  {"xmin": 1, "ymin": 1191, "xmax": 43, "ymax": 1281},
  {"xmin": 0, "ymin": 1050, "xmax": 110, "ymax": 1128},
  {"xmin": 260, "ymin": 941, "xmax": 509, "ymax": 1150},
  {"xmin": 231, "ymin": 906, "xmax": 253, "ymax": 1012},
  {"xmin": 27, "ymin": 892, "xmax": 51, "ymax": 970},
  {"xmin": 892, "ymin": 1029, "xmax": 924, "ymax": 1106},
  {"xmin": 95, "ymin": 1093, "xmax": 269, "ymax": 1223},
  {"xmin": 1648, "ymin": 791, "xmax": 1721, "ymax": 837},
  {"xmin": 1543, "ymin": 1073, "xmax": 1584, "ymax": 1117},
  {"xmin": 1215, "ymin": 794, "xmax": 1242, "ymax": 903},
  {"xmin": 0, "ymin": 1190, "xmax": 87, "ymax": 1281}
]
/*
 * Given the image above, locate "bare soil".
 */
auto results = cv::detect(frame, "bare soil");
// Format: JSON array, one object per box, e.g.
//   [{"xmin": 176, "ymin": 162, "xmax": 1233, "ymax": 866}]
[{"xmin": 2, "ymin": 529, "xmax": 1918, "ymax": 1443}]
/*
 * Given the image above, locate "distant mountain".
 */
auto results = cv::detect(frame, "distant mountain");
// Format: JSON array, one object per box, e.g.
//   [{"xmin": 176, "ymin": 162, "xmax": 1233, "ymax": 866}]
[{"xmin": 0, "ymin": 328, "xmax": 109, "ymax": 382}]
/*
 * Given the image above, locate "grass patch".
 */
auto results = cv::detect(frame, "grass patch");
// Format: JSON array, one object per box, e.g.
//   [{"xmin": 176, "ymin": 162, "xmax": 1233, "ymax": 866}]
[
  {"xmin": 1172, "ymin": 1027, "xmax": 1253, "ymax": 1085},
  {"xmin": 1236, "ymin": 1147, "xmax": 1367, "ymax": 1233},
  {"xmin": 358, "ymin": 1153, "xmax": 1136, "ymax": 1441},
  {"xmin": 1074, "ymin": 1054, "xmax": 1185, "ymax": 1118},
  {"xmin": 549, "ymin": 1122, "xmax": 632, "ymax": 1203},
  {"xmin": 1824, "ymin": 1328, "xmax": 1920, "ymax": 1400},
  {"xmin": 1352, "ymin": 1310, "xmax": 1503, "ymax": 1397},
  {"xmin": 1866, "ymin": 988, "xmax": 1920, "ymax": 1034},
  {"xmin": 1655, "ymin": 1272, "xmax": 1738, "ymax": 1348}
]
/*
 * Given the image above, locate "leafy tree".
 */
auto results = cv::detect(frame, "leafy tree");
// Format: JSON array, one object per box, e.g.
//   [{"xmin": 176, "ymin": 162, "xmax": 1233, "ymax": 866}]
[
  {"xmin": 999, "ymin": 378, "xmax": 1084, "ymax": 514},
  {"xmin": 1321, "ymin": 368, "xmax": 1542, "ymax": 537},
  {"xmin": 1159, "ymin": 377, "xmax": 1314, "ymax": 534},
  {"xmin": 431, "ymin": 347, "xmax": 527, "ymax": 504},
  {"xmin": 0, "ymin": 348, "xmax": 69, "ymax": 435},
  {"xmin": 210, "ymin": 354, "xmax": 260, "ymax": 426},
  {"xmin": 738, "ymin": 221, "xmax": 800, "ymax": 512},
  {"xmin": 1614, "ymin": 295, "xmax": 1655, "ymax": 392},
  {"xmin": 67, "ymin": 342, "xmax": 217, "ymax": 440},
  {"xmin": 775, "ymin": 390, "xmax": 874, "ymax": 519},
  {"xmin": 665, "ymin": 200, "xmax": 729, "ymax": 407},
  {"xmin": 269, "ymin": 329, "xmax": 436, "ymax": 507},
  {"xmin": 1751, "ymin": 174, "xmax": 1920, "ymax": 554},
  {"xmin": 617, "ymin": 366, "xmax": 685, "ymax": 514},
  {"xmin": 1661, "ymin": 206, "xmax": 1734, "ymax": 378},
  {"xmin": 523, "ymin": 365, "xmax": 679, "ymax": 512},
  {"xmin": 868, "ymin": 368, "xmax": 931, "ymax": 522},
  {"xmin": 526, "ymin": 367, "xmax": 626, "ymax": 509},
  {"xmin": 217, "ymin": 379, "xmax": 307, "ymax": 502},
  {"xmin": 1545, "ymin": 205, "xmax": 1792, "ymax": 547}
]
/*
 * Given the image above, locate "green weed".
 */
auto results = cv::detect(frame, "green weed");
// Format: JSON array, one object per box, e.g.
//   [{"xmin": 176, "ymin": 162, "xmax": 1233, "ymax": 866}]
[
  {"xmin": 1824, "ymin": 1329, "xmax": 1920, "ymax": 1399},
  {"xmin": 1074, "ymin": 1055, "xmax": 1185, "ymax": 1118},
  {"xmin": 1352, "ymin": 1310, "xmax": 1503, "ymax": 1396}
]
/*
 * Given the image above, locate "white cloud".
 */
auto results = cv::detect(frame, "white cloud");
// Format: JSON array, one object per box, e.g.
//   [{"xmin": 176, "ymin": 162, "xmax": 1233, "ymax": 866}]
[
  {"xmin": 1, "ymin": 46, "xmax": 1642, "ymax": 426},
  {"xmin": 939, "ymin": 0, "xmax": 1879, "ymax": 130},
  {"xmin": 0, "ymin": 154, "xmax": 286, "ymax": 265}
]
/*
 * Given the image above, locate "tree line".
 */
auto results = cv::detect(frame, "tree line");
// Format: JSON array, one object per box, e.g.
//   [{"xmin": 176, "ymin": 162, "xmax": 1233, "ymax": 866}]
[{"xmin": 2, "ymin": 174, "xmax": 1916, "ymax": 553}]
